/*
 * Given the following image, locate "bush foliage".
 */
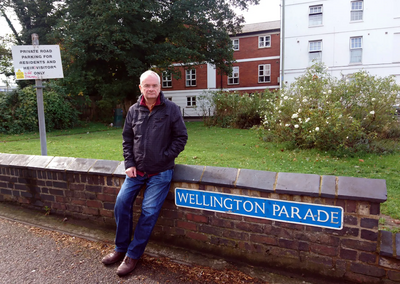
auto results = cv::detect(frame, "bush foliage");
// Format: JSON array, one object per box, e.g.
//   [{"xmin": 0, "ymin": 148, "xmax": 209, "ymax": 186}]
[
  {"xmin": 199, "ymin": 91, "xmax": 263, "ymax": 129},
  {"xmin": 259, "ymin": 63, "xmax": 400, "ymax": 154},
  {"xmin": 201, "ymin": 63, "xmax": 400, "ymax": 155},
  {"xmin": 0, "ymin": 85, "xmax": 80, "ymax": 134}
]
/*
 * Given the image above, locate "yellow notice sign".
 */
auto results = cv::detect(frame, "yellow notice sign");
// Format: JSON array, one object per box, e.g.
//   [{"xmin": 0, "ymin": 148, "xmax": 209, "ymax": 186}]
[{"xmin": 16, "ymin": 69, "xmax": 25, "ymax": 79}]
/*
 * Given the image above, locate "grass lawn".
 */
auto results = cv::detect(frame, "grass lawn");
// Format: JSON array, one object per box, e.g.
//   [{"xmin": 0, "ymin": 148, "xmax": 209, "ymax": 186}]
[{"xmin": 1, "ymin": 121, "xmax": 399, "ymax": 223}]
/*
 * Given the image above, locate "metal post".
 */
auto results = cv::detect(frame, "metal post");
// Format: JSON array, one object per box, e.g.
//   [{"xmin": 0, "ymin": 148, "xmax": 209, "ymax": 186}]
[{"xmin": 32, "ymin": 33, "xmax": 47, "ymax": 156}]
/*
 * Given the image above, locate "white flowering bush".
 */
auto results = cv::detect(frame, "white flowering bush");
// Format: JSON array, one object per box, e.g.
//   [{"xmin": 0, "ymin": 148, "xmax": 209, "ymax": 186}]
[{"xmin": 259, "ymin": 63, "xmax": 400, "ymax": 154}]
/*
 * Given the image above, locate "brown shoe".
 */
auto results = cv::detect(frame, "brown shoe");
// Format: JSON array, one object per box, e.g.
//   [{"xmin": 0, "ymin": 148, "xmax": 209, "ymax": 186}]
[
  {"xmin": 102, "ymin": 251, "xmax": 125, "ymax": 265},
  {"xmin": 116, "ymin": 256, "xmax": 139, "ymax": 276}
]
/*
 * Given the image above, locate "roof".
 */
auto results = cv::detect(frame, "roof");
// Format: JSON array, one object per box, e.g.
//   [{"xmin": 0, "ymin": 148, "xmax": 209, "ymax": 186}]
[{"xmin": 235, "ymin": 20, "xmax": 281, "ymax": 35}]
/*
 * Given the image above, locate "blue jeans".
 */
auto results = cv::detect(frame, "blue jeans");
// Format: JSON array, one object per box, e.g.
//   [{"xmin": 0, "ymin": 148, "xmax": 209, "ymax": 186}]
[{"xmin": 114, "ymin": 169, "xmax": 173, "ymax": 259}]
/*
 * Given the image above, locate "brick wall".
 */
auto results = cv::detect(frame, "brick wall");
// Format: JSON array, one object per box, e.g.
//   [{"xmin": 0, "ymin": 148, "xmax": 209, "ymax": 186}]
[
  {"xmin": 161, "ymin": 64, "xmax": 209, "ymax": 91},
  {"xmin": 217, "ymin": 59, "xmax": 281, "ymax": 88},
  {"xmin": 216, "ymin": 32, "xmax": 281, "ymax": 89},
  {"xmin": 233, "ymin": 33, "xmax": 280, "ymax": 61},
  {"xmin": 1, "ymin": 153, "xmax": 400, "ymax": 283}
]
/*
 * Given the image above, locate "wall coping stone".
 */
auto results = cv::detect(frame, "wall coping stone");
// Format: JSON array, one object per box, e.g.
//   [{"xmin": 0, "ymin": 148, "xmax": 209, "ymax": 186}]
[
  {"xmin": 0, "ymin": 153, "xmax": 18, "ymax": 165},
  {"xmin": 88, "ymin": 160, "xmax": 121, "ymax": 175},
  {"xmin": 276, "ymin": 172, "xmax": 320, "ymax": 196},
  {"xmin": 201, "ymin": 166, "xmax": 238, "ymax": 187},
  {"xmin": 236, "ymin": 169, "xmax": 276, "ymax": 192},
  {"xmin": 114, "ymin": 161, "xmax": 126, "ymax": 177},
  {"xmin": 0, "ymin": 153, "xmax": 388, "ymax": 202},
  {"xmin": 172, "ymin": 164, "xmax": 205, "ymax": 183},
  {"xmin": 9, "ymin": 154, "xmax": 35, "ymax": 167},
  {"xmin": 338, "ymin": 176, "xmax": 387, "ymax": 202},
  {"xmin": 66, "ymin": 158, "xmax": 98, "ymax": 173},
  {"xmin": 47, "ymin": 156, "xmax": 75, "ymax": 171},
  {"xmin": 320, "ymin": 175, "xmax": 336, "ymax": 198},
  {"xmin": 27, "ymin": 155, "xmax": 54, "ymax": 169}
]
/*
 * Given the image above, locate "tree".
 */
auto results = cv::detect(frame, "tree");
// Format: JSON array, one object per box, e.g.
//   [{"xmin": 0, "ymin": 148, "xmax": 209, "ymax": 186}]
[
  {"xmin": 4, "ymin": 0, "xmax": 64, "ymax": 45},
  {"xmin": 51, "ymin": 0, "xmax": 259, "ymax": 114},
  {"xmin": 0, "ymin": 3, "xmax": 22, "ymax": 45},
  {"xmin": 1, "ymin": 0, "xmax": 260, "ymax": 120},
  {"xmin": 0, "ymin": 35, "xmax": 14, "ymax": 77},
  {"xmin": 0, "ymin": 2, "xmax": 19, "ymax": 78},
  {"xmin": 1, "ymin": 0, "xmax": 65, "ymax": 88}
]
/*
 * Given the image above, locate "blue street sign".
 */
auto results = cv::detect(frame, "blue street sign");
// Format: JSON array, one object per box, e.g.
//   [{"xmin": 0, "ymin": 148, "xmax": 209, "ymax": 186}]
[{"xmin": 175, "ymin": 188, "xmax": 343, "ymax": 230}]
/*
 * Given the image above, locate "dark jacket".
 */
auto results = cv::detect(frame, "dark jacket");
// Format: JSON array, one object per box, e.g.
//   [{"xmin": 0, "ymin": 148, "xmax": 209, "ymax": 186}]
[{"xmin": 122, "ymin": 91, "xmax": 188, "ymax": 174}]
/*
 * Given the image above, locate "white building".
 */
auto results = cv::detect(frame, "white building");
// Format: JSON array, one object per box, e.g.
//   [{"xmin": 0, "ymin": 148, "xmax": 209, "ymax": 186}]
[{"xmin": 282, "ymin": 0, "xmax": 400, "ymax": 85}]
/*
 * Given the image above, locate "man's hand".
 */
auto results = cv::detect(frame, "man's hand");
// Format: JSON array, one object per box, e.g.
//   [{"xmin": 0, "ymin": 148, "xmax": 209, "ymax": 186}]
[{"xmin": 125, "ymin": 167, "xmax": 137, "ymax": 178}]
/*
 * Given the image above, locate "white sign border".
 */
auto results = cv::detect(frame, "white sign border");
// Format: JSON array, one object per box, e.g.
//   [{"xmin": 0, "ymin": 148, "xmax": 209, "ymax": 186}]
[{"xmin": 175, "ymin": 187, "xmax": 344, "ymax": 230}]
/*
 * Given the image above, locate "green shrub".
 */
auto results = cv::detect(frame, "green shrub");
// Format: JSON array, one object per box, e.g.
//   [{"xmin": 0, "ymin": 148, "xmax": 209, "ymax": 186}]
[
  {"xmin": 0, "ymin": 91, "xmax": 19, "ymax": 133},
  {"xmin": 46, "ymin": 80, "xmax": 91, "ymax": 120},
  {"xmin": 199, "ymin": 91, "xmax": 265, "ymax": 129},
  {"xmin": 258, "ymin": 63, "xmax": 400, "ymax": 155},
  {"xmin": 0, "ymin": 85, "xmax": 80, "ymax": 134}
]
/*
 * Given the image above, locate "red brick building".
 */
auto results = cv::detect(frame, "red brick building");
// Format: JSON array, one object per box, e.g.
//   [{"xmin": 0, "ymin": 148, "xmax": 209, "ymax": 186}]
[{"xmin": 161, "ymin": 21, "xmax": 281, "ymax": 117}]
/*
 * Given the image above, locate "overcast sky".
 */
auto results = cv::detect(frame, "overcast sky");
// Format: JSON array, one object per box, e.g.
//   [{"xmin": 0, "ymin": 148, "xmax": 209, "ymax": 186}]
[
  {"xmin": 236, "ymin": 0, "xmax": 281, "ymax": 24},
  {"xmin": 0, "ymin": 0, "xmax": 281, "ymax": 37}
]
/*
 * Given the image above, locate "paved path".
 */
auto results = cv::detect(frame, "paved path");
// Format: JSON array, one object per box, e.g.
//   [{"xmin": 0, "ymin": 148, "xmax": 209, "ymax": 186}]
[
  {"xmin": 0, "ymin": 217, "xmax": 269, "ymax": 284},
  {"xmin": 0, "ymin": 203, "xmax": 319, "ymax": 284}
]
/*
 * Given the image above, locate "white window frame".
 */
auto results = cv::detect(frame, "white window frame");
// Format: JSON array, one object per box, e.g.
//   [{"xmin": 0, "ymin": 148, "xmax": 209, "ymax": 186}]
[
  {"xmin": 258, "ymin": 35, "xmax": 271, "ymax": 48},
  {"xmin": 350, "ymin": 36, "xmax": 362, "ymax": 64},
  {"xmin": 232, "ymin": 39, "xmax": 239, "ymax": 51},
  {"xmin": 351, "ymin": 0, "xmax": 363, "ymax": 21},
  {"xmin": 309, "ymin": 5, "xmax": 323, "ymax": 26},
  {"xmin": 258, "ymin": 64, "xmax": 271, "ymax": 83},
  {"xmin": 185, "ymin": 69, "xmax": 196, "ymax": 87},
  {"xmin": 309, "ymin": 40, "xmax": 322, "ymax": 64},
  {"xmin": 162, "ymin": 71, "xmax": 172, "ymax": 88},
  {"xmin": 228, "ymin": 67, "xmax": 239, "ymax": 85},
  {"xmin": 187, "ymin": 96, "xmax": 196, "ymax": 107},
  {"xmin": 350, "ymin": 36, "xmax": 363, "ymax": 64}
]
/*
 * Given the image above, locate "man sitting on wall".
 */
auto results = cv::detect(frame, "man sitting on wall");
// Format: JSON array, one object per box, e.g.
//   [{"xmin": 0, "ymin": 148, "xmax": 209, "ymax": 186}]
[{"xmin": 101, "ymin": 70, "xmax": 188, "ymax": 276}]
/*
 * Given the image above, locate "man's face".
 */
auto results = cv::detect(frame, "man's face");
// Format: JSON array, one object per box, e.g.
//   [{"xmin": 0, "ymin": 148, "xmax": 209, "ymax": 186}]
[{"xmin": 139, "ymin": 74, "xmax": 161, "ymax": 102}]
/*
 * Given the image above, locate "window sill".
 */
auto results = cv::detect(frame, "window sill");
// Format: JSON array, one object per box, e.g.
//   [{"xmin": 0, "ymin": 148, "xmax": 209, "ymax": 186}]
[
  {"xmin": 309, "ymin": 24, "xmax": 323, "ymax": 28},
  {"xmin": 350, "ymin": 20, "xmax": 364, "ymax": 23}
]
